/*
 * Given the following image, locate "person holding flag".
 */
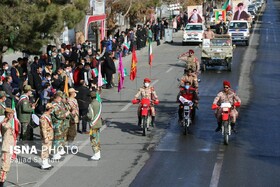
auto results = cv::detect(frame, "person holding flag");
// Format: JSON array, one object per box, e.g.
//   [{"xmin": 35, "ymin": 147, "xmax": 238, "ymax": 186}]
[{"xmin": 0, "ymin": 108, "xmax": 16, "ymax": 187}]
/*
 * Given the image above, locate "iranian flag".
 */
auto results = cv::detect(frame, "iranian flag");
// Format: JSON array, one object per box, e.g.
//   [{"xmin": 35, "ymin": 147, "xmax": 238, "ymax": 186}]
[
  {"xmin": 11, "ymin": 98, "xmax": 20, "ymax": 160},
  {"xmin": 91, "ymin": 68, "xmax": 98, "ymax": 78},
  {"xmin": 222, "ymin": 0, "xmax": 231, "ymax": 10},
  {"xmin": 148, "ymin": 40, "xmax": 153, "ymax": 66},
  {"xmin": 1, "ymin": 71, "xmax": 6, "ymax": 81}
]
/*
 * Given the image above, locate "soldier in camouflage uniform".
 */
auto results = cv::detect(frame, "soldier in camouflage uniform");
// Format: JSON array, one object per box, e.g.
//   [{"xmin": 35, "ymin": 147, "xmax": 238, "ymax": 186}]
[
  {"xmin": 178, "ymin": 49, "xmax": 200, "ymax": 75},
  {"xmin": 212, "ymin": 81, "xmax": 241, "ymax": 132},
  {"xmin": 67, "ymin": 88, "xmax": 79, "ymax": 149},
  {"xmin": 17, "ymin": 85, "xmax": 35, "ymax": 141},
  {"xmin": 87, "ymin": 91, "xmax": 102, "ymax": 161},
  {"xmin": 40, "ymin": 103, "xmax": 54, "ymax": 170},
  {"xmin": 134, "ymin": 78, "xmax": 159, "ymax": 126},
  {"xmin": 0, "ymin": 108, "xmax": 15, "ymax": 187},
  {"xmin": 51, "ymin": 91, "xmax": 70, "ymax": 160},
  {"xmin": 180, "ymin": 69, "xmax": 199, "ymax": 89},
  {"xmin": 61, "ymin": 93, "xmax": 71, "ymax": 147}
]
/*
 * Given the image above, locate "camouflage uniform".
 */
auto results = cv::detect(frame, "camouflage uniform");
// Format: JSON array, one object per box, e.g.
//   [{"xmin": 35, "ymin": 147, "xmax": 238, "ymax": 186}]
[
  {"xmin": 87, "ymin": 99, "xmax": 102, "ymax": 153},
  {"xmin": 0, "ymin": 117, "xmax": 14, "ymax": 183},
  {"xmin": 67, "ymin": 97, "xmax": 79, "ymax": 142},
  {"xmin": 17, "ymin": 94, "xmax": 34, "ymax": 141},
  {"xmin": 180, "ymin": 74, "xmax": 199, "ymax": 88},
  {"xmin": 134, "ymin": 86, "xmax": 158, "ymax": 116},
  {"xmin": 40, "ymin": 112, "xmax": 53, "ymax": 160},
  {"xmin": 61, "ymin": 99, "xmax": 71, "ymax": 145},
  {"xmin": 213, "ymin": 89, "xmax": 241, "ymax": 123},
  {"xmin": 179, "ymin": 55, "xmax": 200, "ymax": 74},
  {"xmin": 51, "ymin": 100, "xmax": 68, "ymax": 150}
]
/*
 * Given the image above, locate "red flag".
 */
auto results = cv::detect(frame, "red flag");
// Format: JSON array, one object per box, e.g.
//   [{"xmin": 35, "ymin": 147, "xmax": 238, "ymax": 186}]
[
  {"xmin": 130, "ymin": 48, "xmax": 138, "ymax": 81},
  {"xmin": 148, "ymin": 40, "xmax": 153, "ymax": 66}
]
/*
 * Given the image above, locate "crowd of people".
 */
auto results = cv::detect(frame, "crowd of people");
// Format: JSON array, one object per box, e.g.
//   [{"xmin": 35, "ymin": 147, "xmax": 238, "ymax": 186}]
[{"xmin": 0, "ymin": 18, "xmax": 175, "ymax": 186}]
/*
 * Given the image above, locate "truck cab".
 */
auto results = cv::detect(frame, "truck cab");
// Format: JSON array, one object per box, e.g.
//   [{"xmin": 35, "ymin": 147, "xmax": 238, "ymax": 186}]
[{"xmin": 228, "ymin": 20, "xmax": 250, "ymax": 46}]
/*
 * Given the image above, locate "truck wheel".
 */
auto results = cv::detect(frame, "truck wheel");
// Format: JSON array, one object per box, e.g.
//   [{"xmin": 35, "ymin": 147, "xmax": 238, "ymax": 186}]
[
  {"xmin": 203, "ymin": 64, "xmax": 206, "ymax": 71},
  {"xmin": 245, "ymin": 40, "xmax": 249, "ymax": 46},
  {"xmin": 227, "ymin": 63, "xmax": 232, "ymax": 71}
]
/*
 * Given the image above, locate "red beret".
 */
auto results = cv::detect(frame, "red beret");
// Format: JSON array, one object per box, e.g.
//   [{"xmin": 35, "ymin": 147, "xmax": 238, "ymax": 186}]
[
  {"xmin": 144, "ymin": 78, "xmax": 151, "ymax": 83},
  {"xmin": 223, "ymin": 80, "xmax": 231, "ymax": 87},
  {"xmin": 189, "ymin": 49, "xmax": 194, "ymax": 54}
]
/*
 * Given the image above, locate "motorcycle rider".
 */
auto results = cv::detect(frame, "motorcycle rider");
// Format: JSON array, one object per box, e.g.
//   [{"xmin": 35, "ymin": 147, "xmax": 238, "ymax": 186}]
[
  {"xmin": 178, "ymin": 49, "xmax": 200, "ymax": 76},
  {"xmin": 177, "ymin": 81, "xmax": 199, "ymax": 124},
  {"xmin": 212, "ymin": 80, "xmax": 241, "ymax": 132},
  {"xmin": 134, "ymin": 78, "xmax": 158, "ymax": 127},
  {"xmin": 180, "ymin": 68, "xmax": 199, "ymax": 90}
]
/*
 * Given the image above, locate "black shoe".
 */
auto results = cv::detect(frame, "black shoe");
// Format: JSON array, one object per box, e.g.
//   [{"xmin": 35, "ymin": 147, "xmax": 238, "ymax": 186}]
[
  {"xmin": 232, "ymin": 128, "xmax": 237, "ymax": 133},
  {"xmin": 215, "ymin": 127, "xmax": 221, "ymax": 132}
]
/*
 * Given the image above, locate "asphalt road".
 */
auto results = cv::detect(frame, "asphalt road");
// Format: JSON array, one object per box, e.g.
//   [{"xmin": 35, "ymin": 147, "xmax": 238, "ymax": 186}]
[{"xmin": 3, "ymin": 0, "xmax": 280, "ymax": 187}]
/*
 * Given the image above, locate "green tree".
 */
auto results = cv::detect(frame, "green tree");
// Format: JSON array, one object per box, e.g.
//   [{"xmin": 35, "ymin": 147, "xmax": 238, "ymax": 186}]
[{"xmin": 0, "ymin": 0, "xmax": 88, "ymax": 64}]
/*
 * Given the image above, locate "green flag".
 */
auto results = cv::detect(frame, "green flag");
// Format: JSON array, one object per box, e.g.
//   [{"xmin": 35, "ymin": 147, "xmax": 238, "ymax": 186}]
[{"xmin": 222, "ymin": 0, "xmax": 230, "ymax": 10}]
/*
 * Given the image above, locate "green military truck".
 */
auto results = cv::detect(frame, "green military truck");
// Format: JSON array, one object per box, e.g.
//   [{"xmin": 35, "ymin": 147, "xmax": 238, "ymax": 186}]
[{"xmin": 200, "ymin": 35, "xmax": 235, "ymax": 71}]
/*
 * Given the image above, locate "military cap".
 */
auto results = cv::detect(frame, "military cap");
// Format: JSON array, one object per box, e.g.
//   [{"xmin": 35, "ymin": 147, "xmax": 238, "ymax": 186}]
[
  {"xmin": 5, "ymin": 107, "xmax": 14, "ymax": 114},
  {"xmin": 0, "ymin": 91, "xmax": 6, "ymax": 98},
  {"xmin": 45, "ymin": 103, "xmax": 53, "ymax": 110},
  {"xmin": 54, "ymin": 91, "xmax": 64, "ymax": 98},
  {"xmin": 69, "ymin": 88, "xmax": 78, "ymax": 93},
  {"xmin": 23, "ymin": 85, "xmax": 33, "ymax": 92}
]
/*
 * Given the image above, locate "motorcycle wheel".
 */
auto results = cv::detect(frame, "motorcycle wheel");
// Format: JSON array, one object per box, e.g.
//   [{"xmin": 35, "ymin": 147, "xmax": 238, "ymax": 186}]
[
  {"xmin": 142, "ymin": 116, "xmax": 147, "ymax": 136},
  {"xmin": 183, "ymin": 118, "xmax": 190, "ymax": 135},
  {"xmin": 223, "ymin": 121, "xmax": 229, "ymax": 145}
]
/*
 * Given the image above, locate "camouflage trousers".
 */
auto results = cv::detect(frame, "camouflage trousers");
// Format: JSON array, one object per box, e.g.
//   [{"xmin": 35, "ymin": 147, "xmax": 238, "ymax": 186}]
[
  {"xmin": 20, "ymin": 122, "xmax": 33, "ymax": 141},
  {"xmin": 90, "ymin": 128, "xmax": 100, "ymax": 153},
  {"xmin": 0, "ymin": 152, "xmax": 11, "ymax": 182},
  {"xmin": 62, "ymin": 120, "xmax": 70, "ymax": 146},
  {"xmin": 53, "ymin": 123, "xmax": 64, "ymax": 151},
  {"xmin": 67, "ymin": 121, "xmax": 77, "ymax": 142}
]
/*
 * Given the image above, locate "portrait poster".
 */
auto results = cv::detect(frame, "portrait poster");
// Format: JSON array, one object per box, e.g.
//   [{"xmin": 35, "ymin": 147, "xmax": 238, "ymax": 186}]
[
  {"xmin": 187, "ymin": 5, "xmax": 204, "ymax": 23},
  {"xmin": 232, "ymin": 0, "xmax": 250, "ymax": 20}
]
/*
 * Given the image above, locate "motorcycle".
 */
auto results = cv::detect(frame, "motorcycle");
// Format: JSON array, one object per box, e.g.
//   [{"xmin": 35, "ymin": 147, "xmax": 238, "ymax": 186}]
[
  {"xmin": 132, "ymin": 98, "xmax": 159, "ymax": 136},
  {"xmin": 178, "ymin": 96, "xmax": 194, "ymax": 135},
  {"xmin": 213, "ymin": 102, "xmax": 240, "ymax": 145}
]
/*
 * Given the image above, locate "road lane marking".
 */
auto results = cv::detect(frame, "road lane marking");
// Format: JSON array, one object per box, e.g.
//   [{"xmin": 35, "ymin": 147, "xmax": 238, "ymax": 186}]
[
  {"xmin": 209, "ymin": 145, "xmax": 225, "ymax": 187},
  {"xmin": 166, "ymin": 67, "xmax": 173, "ymax": 73},
  {"xmin": 34, "ymin": 124, "xmax": 108, "ymax": 187},
  {"xmin": 120, "ymin": 103, "xmax": 132, "ymax": 111},
  {"xmin": 120, "ymin": 80, "xmax": 159, "ymax": 112}
]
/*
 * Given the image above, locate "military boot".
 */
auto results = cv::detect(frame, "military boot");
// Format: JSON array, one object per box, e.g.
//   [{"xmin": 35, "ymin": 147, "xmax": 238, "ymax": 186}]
[
  {"xmin": 151, "ymin": 116, "xmax": 155, "ymax": 127},
  {"xmin": 215, "ymin": 122, "xmax": 222, "ymax": 132},
  {"xmin": 231, "ymin": 122, "xmax": 237, "ymax": 133},
  {"xmin": 138, "ymin": 116, "xmax": 142, "ymax": 126}
]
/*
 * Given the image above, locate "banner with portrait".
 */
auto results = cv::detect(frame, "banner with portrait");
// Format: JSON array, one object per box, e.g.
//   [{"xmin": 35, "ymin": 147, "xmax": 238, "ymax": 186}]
[
  {"xmin": 232, "ymin": 0, "xmax": 250, "ymax": 20},
  {"xmin": 187, "ymin": 5, "xmax": 204, "ymax": 23}
]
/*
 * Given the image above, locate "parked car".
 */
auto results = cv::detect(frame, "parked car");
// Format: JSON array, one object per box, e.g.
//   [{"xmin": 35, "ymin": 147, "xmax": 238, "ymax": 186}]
[
  {"xmin": 248, "ymin": 4, "xmax": 258, "ymax": 13},
  {"xmin": 248, "ymin": 10, "xmax": 257, "ymax": 24},
  {"xmin": 182, "ymin": 23, "xmax": 205, "ymax": 45},
  {"xmin": 228, "ymin": 20, "xmax": 251, "ymax": 46}
]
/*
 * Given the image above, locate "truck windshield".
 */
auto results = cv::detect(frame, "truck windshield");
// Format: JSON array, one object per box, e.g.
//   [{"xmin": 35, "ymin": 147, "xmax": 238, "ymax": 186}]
[
  {"xmin": 229, "ymin": 22, "xmax": 247, "ymax": 29},
  {"xmin": 185, "ymin": 25, "xmax": 203, "ymax": 31},
  {"xmin": 210, "ymin": 39, "xmax": 231, "ymax": 46}
]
